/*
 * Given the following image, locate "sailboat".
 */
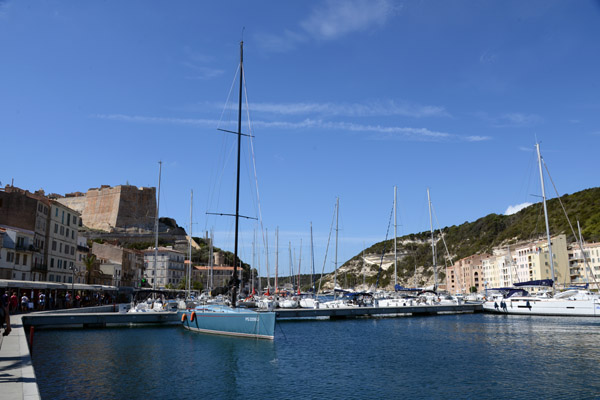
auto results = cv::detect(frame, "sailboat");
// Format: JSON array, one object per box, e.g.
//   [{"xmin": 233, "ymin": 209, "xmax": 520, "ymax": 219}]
[
  {"xmin": 482, "ymin": 143, "xmax": 600, "ymax": 316},
  {"xmin": 180, "ymin": 41, "xmax": 276, "ymax": 339}
]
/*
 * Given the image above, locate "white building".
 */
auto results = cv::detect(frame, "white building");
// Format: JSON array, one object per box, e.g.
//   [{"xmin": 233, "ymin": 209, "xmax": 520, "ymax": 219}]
[
  {"xmin": 46, "ymin": 201, "xmax": 81, "ymax": 284},
  {"xmin": 143, "ymin": 246, "xmax": 186, "ymax": 288},
  {"xmin": 0, "ymin": 225, "xmax": 35, "ymax": 280},
  {"xmin": 569, "ymin": 241, "xmax": 600, "ymax": 289}
]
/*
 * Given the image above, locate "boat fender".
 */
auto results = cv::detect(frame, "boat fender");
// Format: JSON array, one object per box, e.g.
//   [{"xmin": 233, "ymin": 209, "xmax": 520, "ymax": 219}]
[
  {"xmin": 181, "ymin": 314, "xmax": 187, "ymax": 322},
  {"xmin": 190, "ymin": 311, "xmax": 196, "ymax": 322}
]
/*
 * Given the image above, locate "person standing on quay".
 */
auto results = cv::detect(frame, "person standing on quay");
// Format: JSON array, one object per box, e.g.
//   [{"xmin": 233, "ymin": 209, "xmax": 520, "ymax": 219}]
[
  {"xmin": 39, "ymin": 292, "xmax": 46, "ymax": 311},
  {"xmin": 21, "ymin": 294, "xmax": 29, "ymax": 312},
  {"xmin": 9, "ymin": 292, "xmax": 18, "ymax": 314},
  {"xmin": 1, "ymin": 290, "xmax": 11, "ymax": 338}
]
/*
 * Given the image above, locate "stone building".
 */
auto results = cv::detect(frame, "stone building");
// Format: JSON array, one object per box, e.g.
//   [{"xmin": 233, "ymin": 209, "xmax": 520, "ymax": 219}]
[
  {"xmin": 92, "ymin": 242, "xmax": 144, "ymax": 287},
  {"xmin": 57, "ymin": 185, "xmax": 156, "ymax": 232},
  {"xmin": 0, "ymin": 186, "xmax": 51, "ymax": 280}
]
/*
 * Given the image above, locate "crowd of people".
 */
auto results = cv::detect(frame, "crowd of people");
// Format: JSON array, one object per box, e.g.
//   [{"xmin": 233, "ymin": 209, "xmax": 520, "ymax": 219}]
[{"xmin": 1, "ymin": 289, "xmax": 115, "ymax": 315}]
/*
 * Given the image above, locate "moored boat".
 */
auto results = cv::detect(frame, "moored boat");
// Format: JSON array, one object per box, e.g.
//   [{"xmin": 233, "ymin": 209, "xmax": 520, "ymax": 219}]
[{"xmin": 180, "ymin": 41, "xmax": 276, "ymax": 339}]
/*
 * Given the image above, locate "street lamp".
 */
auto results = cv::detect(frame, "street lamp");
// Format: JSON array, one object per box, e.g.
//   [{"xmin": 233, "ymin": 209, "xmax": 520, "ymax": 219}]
[{"xmin": 69, "ymin": 265, "xmax": 78, "ymax": 307}]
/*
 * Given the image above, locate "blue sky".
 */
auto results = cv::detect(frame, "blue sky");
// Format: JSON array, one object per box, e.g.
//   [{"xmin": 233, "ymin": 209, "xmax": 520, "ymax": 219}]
[{"xmin": 1, "ymin": 1, "xmax": 599, "ymax": 278}]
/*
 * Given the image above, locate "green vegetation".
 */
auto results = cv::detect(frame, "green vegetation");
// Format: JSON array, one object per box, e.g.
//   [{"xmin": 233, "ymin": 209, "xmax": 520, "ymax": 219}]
[{"xmin": 341, "ymin": 187, "xmax": 600, "ymax": 277}]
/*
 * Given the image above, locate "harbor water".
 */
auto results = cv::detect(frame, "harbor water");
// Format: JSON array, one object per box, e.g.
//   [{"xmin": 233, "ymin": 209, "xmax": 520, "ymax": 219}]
[{"xmin": 31, "ymin": 313, "xmax": 600, "ymax": 399}]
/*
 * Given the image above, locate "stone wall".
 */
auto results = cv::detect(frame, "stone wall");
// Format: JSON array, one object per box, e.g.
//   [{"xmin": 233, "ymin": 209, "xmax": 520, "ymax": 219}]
[{"xmin": 57, "ymin": 185, "xmax": 156, "ymax": 232}]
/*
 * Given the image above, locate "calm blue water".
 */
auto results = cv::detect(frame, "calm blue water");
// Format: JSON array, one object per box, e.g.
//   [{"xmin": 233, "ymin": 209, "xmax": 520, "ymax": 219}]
[{"xmin": 32, "ymin": 314, "xmax": 600, "ymax": 399}]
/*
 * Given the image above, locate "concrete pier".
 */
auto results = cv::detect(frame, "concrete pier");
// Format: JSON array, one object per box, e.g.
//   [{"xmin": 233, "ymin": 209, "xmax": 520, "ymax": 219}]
[
  {"xmin": 275, "ymin": 303, "xmax": 483, "ymax": 320},
  {"xmin": 0, "ymin": 315, "xmax": 40, "ymax": 400}
]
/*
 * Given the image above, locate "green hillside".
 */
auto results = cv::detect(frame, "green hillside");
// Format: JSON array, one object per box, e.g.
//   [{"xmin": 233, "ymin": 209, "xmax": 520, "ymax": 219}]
[{"xmin": 334, "ymin": 187, "xmax": 600, "ymax": 289}]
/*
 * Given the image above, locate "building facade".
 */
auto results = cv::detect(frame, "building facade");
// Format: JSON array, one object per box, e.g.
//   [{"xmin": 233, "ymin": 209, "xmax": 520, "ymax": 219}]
[
  {"xmin": 46, "ymin": 200, "xmax": 81, "ymax": 284},
  {"xmin": 0, "ymin": 225, "xmax": 35, "ymax": 280},
  {"xmin": 0, "ymin": 186, "xmax": 50, "ymax": 280},
  {"xmin": 446, "ymin": 253, "xmax": 491, "ymax": 294},
  {"xmin": 143, "ymin": 246, "xmax": 186, "ymax": 288},
  {"xmin": 569, "ymin": 241, "xmax": 600, "ymax": 288}
]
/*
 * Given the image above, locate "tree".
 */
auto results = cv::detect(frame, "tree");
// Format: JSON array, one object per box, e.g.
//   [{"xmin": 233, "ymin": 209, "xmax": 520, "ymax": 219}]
[{"xmin": 83, "ymin": 254, "xmax": 97, "ymax": 284}]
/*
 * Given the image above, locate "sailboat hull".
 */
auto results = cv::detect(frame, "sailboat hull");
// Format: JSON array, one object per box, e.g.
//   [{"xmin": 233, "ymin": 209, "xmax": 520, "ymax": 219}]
[
  {"xmin": 483, "ymin": 297, "xmax": 600, "ymax": 317},
  {"xmin": 180, "ymin": 305, "xmax": 276, "ymax": 339}
]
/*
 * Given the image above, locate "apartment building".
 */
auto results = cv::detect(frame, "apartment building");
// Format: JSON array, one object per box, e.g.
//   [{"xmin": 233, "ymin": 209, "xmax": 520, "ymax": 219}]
[
  {"xmin": 446, "ymin": 253, "xmax": 491, "ymax": 294},
  {"xmin": 0, "ymin": 186, "xmax": 50, "ymax": 280},
  {"xmin": 92, "ymin": 241, "xmax": 144, "ymax": 287},
  {"xmin": 569, "ymin": 241, "xmax": 600, "ymax": 287},
  {"xmin": 143, "ymin": 246, "xmax": 186, "ymax": 288},
  {"xmin": 46, "ymin": 200, "xmax": 81, "ymax": 283},
  {"xmin": 0, "ymin": 225, "xmax": 35, "ymax": 280}
]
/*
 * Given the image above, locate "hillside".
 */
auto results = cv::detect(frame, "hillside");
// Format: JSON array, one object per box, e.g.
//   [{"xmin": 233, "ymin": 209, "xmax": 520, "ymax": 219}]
[{"xmin": 316, "ymin": 187, "xmax": 600, "ymax": 291}]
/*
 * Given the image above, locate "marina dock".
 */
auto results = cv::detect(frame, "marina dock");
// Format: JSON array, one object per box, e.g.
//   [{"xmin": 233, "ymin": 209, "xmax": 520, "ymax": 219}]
[{"xmin": 275, "ymin": 303, "xmax": 482, "ymax": 319}]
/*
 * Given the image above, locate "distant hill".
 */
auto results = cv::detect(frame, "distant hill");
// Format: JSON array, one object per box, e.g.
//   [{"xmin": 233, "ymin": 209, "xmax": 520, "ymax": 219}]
[{"xmin": 316, "ymin": 187, "xmax": 600, "ymax": 291}]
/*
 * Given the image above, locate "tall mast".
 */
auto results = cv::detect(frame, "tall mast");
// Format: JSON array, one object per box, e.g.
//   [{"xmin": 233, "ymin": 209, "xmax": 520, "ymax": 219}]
[
  {"xmin": 536, "ymin": 143, "xmax": 555, "ymax": 288},
  {"xmin": 231, "ymin": 41, "xmax": 244, "ymax": 308},
  {"xmin": 275, "ymin": 227, "xmax": 279, "ymax": 293},
  {"xmin": 334, "ymin": 197, "xmax": 339, "ymax": 299},
  {"xmin": 153, "ymin": 161, "xmax": 162, "ymax": 291},
  {"xmin": 427, "ymin": 188, "xmax": 437, "ymax": 291},
  {"xmin": 298, "ymin": 239, "xmax": 302, "ymax": 295},
  {"xmin": 394, "ymin": 186, "xmax": 397, "ymax": 288},
  {"xmin": 252, "ymin": 229, "xmax": 256, "ymax": 295},
  {"xmin": 188, "ymin": 189, "xmax": 193, "ymax": 299},
  {"xmin": 209, "ymin": 229, "xmax": 214, "ymax": 292},
  {"xmin": 288, "ymin": 241, "xmax": 292, "ymax": 289},
  {"xmin": 265, "ymin": 228, "xmax": 271, "ymax": 295},
  {"xmin": 310, "ymin": 222, "xmax": 315, "ymax": 292}
]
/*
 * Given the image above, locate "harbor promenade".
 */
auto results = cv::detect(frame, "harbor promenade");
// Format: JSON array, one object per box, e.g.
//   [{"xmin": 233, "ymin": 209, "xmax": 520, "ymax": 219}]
[{"xmin": 0, "ymin": 314, "xmax": 39, "ymax": 400}]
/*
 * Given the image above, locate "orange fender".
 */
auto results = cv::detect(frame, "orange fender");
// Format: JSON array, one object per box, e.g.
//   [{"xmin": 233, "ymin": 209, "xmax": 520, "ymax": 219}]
[
  {"xmin": 181, "ymin": 313, "xmax": 187, "ymax": 322},
  {"xmin": 190, "ymin": 311, "xmax": 196, "ymax": 322}
]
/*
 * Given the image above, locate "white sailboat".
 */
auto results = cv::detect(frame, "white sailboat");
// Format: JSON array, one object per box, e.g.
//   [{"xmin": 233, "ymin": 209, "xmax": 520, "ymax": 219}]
[
  {"xmin": 180, "ymin": 41, "xmax": 276, "ymax": 338},
  {"xmin": 482, "ymin": 143, "xmax": 600, "ymax": 316}
]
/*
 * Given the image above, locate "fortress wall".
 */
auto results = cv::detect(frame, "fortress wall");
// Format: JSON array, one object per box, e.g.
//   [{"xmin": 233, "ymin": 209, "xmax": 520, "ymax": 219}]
[
  {"xmin": 114, "ymin": 186, "xmax": 156, "ymax": 231},
  {"xmin": 83, "ymin": 186, "xmax": 122, "ymax": 231}
]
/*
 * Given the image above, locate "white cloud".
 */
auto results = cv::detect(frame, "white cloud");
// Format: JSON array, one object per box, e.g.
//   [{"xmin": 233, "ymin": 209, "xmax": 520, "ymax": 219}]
[
  {"xmin": 93, "ymin": 114, "xmax": 219, "ymax": 127},
  {"xmin": 248, "ymin": 100, "xmax": 449, "ymax": 118},
  {"xmin": 255, "ymin": 30, "xmax": 307, "ymax": 53},
  {"xmin": 496, "ymin": 113, "xmax": 543, "ymax": 127},
  {"xmin": 504, "ymin": 202, "xmax": 532, "ymax": 215},
  {"xmin": 94, "ymin": 114, "xmax": 489, "ymax": 143},
  {"xmin": 256, "ymin": 0, "xmax": 399, "ymax": 51},
  {"xmin": 300, "ymin": 0, "xmax": 398, "ymax": 41},
  {"xmin": 465, "ymin": 135, "xmax": 492, "ymax": 142}
]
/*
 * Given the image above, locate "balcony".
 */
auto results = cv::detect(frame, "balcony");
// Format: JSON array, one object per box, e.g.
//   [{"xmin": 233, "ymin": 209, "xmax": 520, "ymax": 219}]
[{"xmin": 32, "ymin": 263, "xmax": 48, "ymax": 272}]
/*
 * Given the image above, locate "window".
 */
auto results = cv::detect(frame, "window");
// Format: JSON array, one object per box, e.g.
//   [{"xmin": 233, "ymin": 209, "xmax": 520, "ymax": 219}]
[
  {"xmin": 15, "ymin": 253, "xmax": 20, "ymax": 264},
  {"xmin": 62, "ymin": 210, "xmax": 64, "ymax": 224},
  {"xmin": 55, "ymin": 207, "xmax": 58, "ymax": 217},
  {"xmin": 71, "ymin": 247, "xmax": 75, "ymax": 256},
  {"xmin": 17, "ymin": 237, "xmax": 25, "ymax": 247},
  {"xmin": 60, "ymin": 226, "xmax": 64, "ymax": 235},
  {"xmin": 67, "ymin": 213, "xmax": 71, "ymax": 226},
  {"xmin": 49, "ymin": 274, "xmax": 54, "ymax": 282},
  {"xmin": 59, "ymin": 243, "xmax": 63, "ymax": 253},
  {"xmin": 72, "ymin": 216, "xmax": 77, "ymax": 225},
  {"xmin": 52, "ymin": 240, "xmax": 57, "ymax": 251},
  {"xmin": 23, "ymin": 255, "xmax": 27, "ymax": 265},
  {"xmin": 54, "ymin": 224, "xmax": 58, "ymax": 234},
  {"xmin": 58, "ymin": 259, "xmax": 62, "ymax": 269},
  {"xmin": 66, "ymin": 228, "xmax": 69, "ymax": 238},
  {"xmin": 72, "ymin": 231, "xmax": 75, "ymax": 240},
  {"xmin": 50, "ymin": 258, "xmax": 54, "ymax": 268}
]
